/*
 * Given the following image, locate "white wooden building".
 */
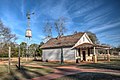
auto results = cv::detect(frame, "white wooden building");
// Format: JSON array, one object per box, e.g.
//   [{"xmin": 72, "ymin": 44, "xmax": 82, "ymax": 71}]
[{"xmin": 41, "ymin": 32, "xmax": 110, "ymax": 63}]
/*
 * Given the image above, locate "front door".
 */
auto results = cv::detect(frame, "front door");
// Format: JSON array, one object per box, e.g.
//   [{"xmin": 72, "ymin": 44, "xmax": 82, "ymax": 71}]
[{"xmin": 82, "ymin": 51, "xmax": 86, "ymax": 61}]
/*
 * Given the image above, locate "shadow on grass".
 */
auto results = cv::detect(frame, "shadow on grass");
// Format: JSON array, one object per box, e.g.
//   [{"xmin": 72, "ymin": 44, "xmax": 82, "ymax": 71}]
[
  {"xmin": 16, "ymin": 66, "xmax": 44, "ymax": 79},
  {"xmin": 55, "ymin": 68, "xmax": 78, "ymax": 73},
  {"xmin": 37, "ymin": 61, "xmax": 77, "ymax": 68},
  {"xmin": 77, "ymin": 63, "xmax": 120, "ymax": 70},
  {"xmin": 2, "ymin": 64, "xmax": 20, "ymax": 80},
  {"xmin": 53, "ymin": 72, "xmax": 120, "ymax": 80},
  {"xmin": 1, "ymin": 64, "xmax": 45, "ymax": 80}
]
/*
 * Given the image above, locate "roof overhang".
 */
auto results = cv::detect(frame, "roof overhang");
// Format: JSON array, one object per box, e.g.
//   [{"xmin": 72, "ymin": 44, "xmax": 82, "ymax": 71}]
[
  {"xmin": 72, "ymin": 43, "xmax": 110, "ymax": 49},
  {"xmin": 73, "ymin": 43, "xmax": 94, "ymax": 49},
  {"xmin": 94, "ymin": 44, "xmax": 110, "ymax": 49},
  {"xmin": 41, "ymin": 45, "xmax": 74, "ymax": 49}
]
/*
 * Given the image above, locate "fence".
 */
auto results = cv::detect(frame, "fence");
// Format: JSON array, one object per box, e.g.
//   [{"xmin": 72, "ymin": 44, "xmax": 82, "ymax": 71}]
[{"xmin": 97, "ymin": 54, "xmax": 120, "ymax": 61}]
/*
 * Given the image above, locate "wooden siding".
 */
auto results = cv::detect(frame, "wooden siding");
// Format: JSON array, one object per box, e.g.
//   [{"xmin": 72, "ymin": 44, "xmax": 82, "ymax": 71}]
[{"xmin": 42, "ymin": 47, "xmax": 76, "ymax": 62}]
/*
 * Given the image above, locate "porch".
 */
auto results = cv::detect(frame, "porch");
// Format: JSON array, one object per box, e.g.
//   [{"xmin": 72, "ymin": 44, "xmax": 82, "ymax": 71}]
[{"xmin": 74, "ymin": 43, "xmax": 110, "ymax": 63}]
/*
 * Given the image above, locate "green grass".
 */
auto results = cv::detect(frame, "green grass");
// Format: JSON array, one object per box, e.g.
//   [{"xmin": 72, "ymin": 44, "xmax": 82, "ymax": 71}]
[
  {"xmin": 54, "ymin": 60, "xmax": 120, "ymax": 80},
  {"xmin": 0, "ymin": 58, "xmax": 120, "ymax": 80},
  {"xmin": 25, "ymin": 60, "xmax": 77, "ymax": 68},
  {"xmin": 77, "ymin": 60, "xmax": 120, "ymax": 70},
  {"xmin": 0, "ymin": 61, "xmax": 54, "ymax": 80}
]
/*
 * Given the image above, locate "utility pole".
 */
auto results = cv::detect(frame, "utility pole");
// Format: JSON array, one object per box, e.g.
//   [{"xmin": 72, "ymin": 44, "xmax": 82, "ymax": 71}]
[
  {"xmin": 18, "ymin": 46, "xmax": 21, "ymax": 69},
  {"xmin": 8, "ymin": 47, "xmax": 11, "ymax": 73}
]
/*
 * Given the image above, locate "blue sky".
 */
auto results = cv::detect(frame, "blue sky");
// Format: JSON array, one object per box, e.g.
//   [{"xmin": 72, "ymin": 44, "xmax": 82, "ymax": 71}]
[{"xmin": 0, "ymin": 0, "xmax": 120, "ymax": 47}]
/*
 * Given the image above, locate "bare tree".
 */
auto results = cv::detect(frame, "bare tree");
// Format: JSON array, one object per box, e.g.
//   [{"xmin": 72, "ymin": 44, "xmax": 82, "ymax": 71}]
[
  {"xmin": 43, "ymin": 21, "xmax": 52, "ymax": 42},
  {"xmin": 0, "ymin": 20, "xmax": 17, "ymax": 44},
  {"xmin": 43, "ymin": 17, "xmax": 67, "ymax": 42},
  {"xmin": 0, "ymin": 20, "xmax": 17, "ymax": 56},
  {"xmin": 43, "ymin": 21, "xmax": 52, "ymax": 38},
  {"xmin": 54, "ymin": 17, "xmax": 67, "ymax": 37}
]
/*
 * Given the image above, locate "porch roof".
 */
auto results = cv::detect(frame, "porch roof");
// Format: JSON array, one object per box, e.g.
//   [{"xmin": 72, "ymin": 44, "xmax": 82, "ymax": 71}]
[{"xmin": 73, "ymin": 43, "xmax": 110, "ymax": 49}]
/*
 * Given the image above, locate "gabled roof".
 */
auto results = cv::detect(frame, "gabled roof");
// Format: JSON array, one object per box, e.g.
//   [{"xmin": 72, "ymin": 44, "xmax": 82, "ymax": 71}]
[
  {"xmin": 73, "ymin": 33, "xmax": 93, "ymax": 48},
  {"xmin": 41, "ymin": 32, "xmax": 84, "ymax": 49}
]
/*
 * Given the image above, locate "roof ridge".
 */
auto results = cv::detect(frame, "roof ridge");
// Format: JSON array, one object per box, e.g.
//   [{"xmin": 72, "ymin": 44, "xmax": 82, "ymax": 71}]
[
  {"xmin": 41, "ymin": 32, "xmax": 85, "ymax": 49},
  {"xmin": 51, "ymin": 32, "xmax": 85, "ymax": 39}
]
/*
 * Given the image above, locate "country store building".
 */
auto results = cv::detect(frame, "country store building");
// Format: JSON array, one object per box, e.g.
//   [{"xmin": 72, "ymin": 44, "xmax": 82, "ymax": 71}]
[{"xmin": 41, "ymin": 32, "xmax": 110, "ymax": 63}]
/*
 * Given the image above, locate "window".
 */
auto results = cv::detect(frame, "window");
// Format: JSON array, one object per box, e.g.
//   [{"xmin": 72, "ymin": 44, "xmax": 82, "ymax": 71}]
[{"xmin": 83, "ymin": 37, "xmax": 85, "ymax": 42}]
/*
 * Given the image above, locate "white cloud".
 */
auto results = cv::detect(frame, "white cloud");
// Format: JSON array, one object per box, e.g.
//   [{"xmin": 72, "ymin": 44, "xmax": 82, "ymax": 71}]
[{"xmin": 90, "ymin": 21, "xmax": 120, "ymax": 33}]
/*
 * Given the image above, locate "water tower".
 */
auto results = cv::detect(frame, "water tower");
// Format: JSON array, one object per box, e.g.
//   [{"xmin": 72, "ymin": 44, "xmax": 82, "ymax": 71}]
[
  {"xmin": 25, "ymin": 12, "xmax": 32, "ymax": 38},
  {"xmin": 25, "ymin": 12, "xmax": 34, "ymax": 60}
]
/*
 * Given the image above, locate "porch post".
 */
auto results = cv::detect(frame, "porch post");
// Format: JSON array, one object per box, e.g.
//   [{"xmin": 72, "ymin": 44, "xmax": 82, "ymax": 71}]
[
  {"xmin": 93, "ymin": 46, "xmax": 97, "ymax": 63},
  {"xmin": 107, "ymin": 48, "xmax": 110, "ymax": 62},
  {"xmin": 75, "ymin": 49, "xmax": 78, "ymax": 63},
  {"xmin": 94, "ymin": 47, "xmax": 96, "ymax": 55}
]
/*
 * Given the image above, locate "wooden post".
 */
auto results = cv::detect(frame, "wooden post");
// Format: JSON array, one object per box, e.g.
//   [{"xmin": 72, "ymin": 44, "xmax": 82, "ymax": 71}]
[
  {"xmin": 61, "ymin": 47, "xmax": 64, "ymax": 64},
  {"xmin": 94, "ymin": 47, "xmax": 95, "ymax": 55},
  {"xmin": 18, "ymin": 46, "xmax": 21, "ymax": 69},
  {"xmin": 107, "ymin": 49, "xmax": 110, "ymax": 62},
  {"xmin": 8, "ymin": 47, "xmax": 11, "ymax": 73},
  {"xmin": 26, "ymin": 38, "xmax": 28, "ymax": 61},
  {"xmin": 93, "ymin": 47, "xmax": 97, "ymax": 63},
  {"xmin": 75, "ymin": 49, "xmax": 78, "ymax": 63}
]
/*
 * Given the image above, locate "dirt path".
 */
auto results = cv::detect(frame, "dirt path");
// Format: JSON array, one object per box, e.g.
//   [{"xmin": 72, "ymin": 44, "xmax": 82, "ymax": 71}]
[{"xmin": 27, "ymin": 65, "xmax": 120, "ymax": 80}]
